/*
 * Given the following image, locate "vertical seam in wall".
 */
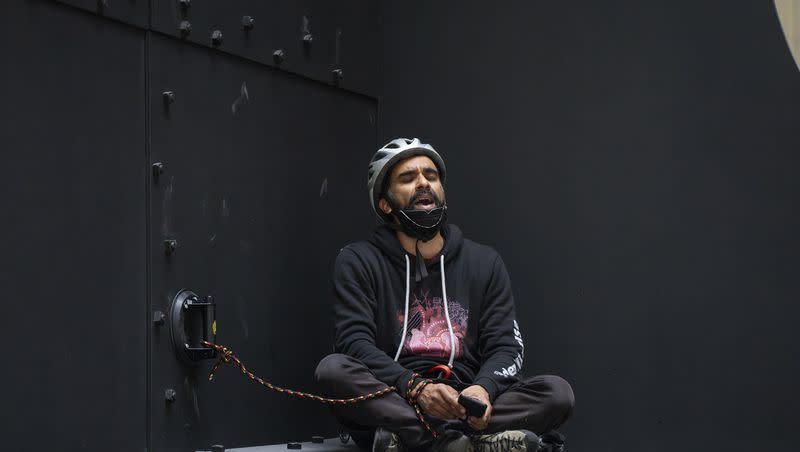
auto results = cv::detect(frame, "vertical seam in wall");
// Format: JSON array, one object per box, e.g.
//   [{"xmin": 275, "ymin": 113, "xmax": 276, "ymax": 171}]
[
  {"xmin": 144, "ymin": 28, "xmax": 152, "ymax": 452},
  {"xmin": 376, "ymin": 1, "xmax": 383, "ymax": 148}
]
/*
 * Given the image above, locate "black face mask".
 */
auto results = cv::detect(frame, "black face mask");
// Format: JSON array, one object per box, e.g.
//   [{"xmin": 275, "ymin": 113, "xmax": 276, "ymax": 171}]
[
  {"xmin": 386, "ymin": 190, "xmax": 448, "ymax": 282},
  {"xmin": 387, "ymin": 189, "xmax": 447, "ymax": 242},
  {"xmin": 393, "ymin": 205, "xmax": 448, "ymax": 242}
]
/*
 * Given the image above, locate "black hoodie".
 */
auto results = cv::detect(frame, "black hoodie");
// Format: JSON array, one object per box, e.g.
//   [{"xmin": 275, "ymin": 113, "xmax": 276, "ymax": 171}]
[{"xmin": 333, "ymin": 223, "xmax": 525, "ymax": 401}]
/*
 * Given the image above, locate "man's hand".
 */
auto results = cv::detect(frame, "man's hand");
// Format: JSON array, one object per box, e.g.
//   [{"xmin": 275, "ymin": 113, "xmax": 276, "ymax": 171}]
[
  {"xmin": 414, "ymin": 383, "xmax": 466, "ymax": 420},
  {"xmin": 461, "ymin": 385, "xmax": 492, "ymax": 431}
]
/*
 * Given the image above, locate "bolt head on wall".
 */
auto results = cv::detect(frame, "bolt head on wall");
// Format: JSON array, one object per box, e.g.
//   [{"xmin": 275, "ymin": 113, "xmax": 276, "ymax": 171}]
[
  {"xmin": 162, "ymin": 91, "xmax": 175, "ymax": 105},
  {"xmin": 152, "ymin": 162, "xmax": 165, "ymax": 179},
  {"xmin": 242, "ymin": 16, "xmax": 255, "ymax": 30},
  {"xmin": 153, "ymin": 311, "xmax": 166, "ymax": 326},
  {"xmin": 273, "ymin": 49, "xmax": 285, "ymax": 65},
  {"xmin": 211, "ymin": 30, "xmax": 223, "ymax": 46},
  {"xmin": 179, "ymin": 20, "xmax": 191, "ymax": 37},
  {"xmin": 164, "ymin": 239, "xmax": 178, "ymax": 255},
  {"xmin": 332, "ymin": 69, "xmax": 343, "ymax": 86},
  {"xmin": 165, "ymin": 388, "xmax": 177, "ymax": 403}
]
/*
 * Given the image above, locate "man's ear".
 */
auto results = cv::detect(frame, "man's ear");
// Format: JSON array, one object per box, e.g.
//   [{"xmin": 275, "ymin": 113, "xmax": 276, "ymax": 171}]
[{"xmin": 378, "ymin": 198, "xmax": 392, "ymax": 215}]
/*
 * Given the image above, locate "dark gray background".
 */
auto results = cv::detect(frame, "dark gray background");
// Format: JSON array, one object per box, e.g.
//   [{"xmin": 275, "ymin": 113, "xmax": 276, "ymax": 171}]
[
  {"xmin": 380, "ymin": 2, "xmax": 800, "ymax": 451},
  {"xmin": 1, "ymin": 1, "xmax": 798, "ymax": 451}
]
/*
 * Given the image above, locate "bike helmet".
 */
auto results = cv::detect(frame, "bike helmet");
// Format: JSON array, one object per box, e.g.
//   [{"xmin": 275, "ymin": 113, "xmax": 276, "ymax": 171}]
[{"xmin": 367, "ymin": 138, "xmax": 446, "ymax": 221}]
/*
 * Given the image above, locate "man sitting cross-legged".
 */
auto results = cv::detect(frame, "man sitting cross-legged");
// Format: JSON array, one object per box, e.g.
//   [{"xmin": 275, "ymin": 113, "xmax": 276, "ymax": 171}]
[{"xmin": 316, "ymin": 138, "xmax": 574, "ymax": 451}]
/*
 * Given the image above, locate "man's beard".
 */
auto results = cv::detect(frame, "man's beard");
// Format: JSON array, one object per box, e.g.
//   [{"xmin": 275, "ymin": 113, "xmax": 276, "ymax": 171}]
[
  {"xmin": 385, "ymin": 188, "xmax": 447, "ymax": 242},
  {"xmin": 389, "ymin": 188, "xmax": 445, "ymax": 211}
]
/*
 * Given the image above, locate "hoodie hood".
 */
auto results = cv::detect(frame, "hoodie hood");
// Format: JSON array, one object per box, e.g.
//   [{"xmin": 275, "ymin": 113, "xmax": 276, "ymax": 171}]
[{"xmin": 368, "ymin": 223, "xmax": 465, "ymax": 269}]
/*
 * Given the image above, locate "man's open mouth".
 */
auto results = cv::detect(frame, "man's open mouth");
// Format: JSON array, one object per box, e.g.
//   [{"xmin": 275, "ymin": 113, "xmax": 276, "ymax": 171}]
[{"xmin": 412, "ymin": 194, "xmax": 435, "ymax": 210}]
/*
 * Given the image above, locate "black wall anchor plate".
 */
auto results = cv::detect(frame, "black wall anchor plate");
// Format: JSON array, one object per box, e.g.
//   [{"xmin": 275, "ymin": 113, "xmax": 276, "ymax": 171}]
[{"xmin": 170, "ymin": 289, "xmax": 217, "ymax": 364}]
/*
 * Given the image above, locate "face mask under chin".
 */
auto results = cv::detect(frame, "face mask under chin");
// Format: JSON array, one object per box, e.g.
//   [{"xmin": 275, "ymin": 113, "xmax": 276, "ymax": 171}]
[{"xmin": 388, "ymin": 196, "xmax": 448, "ymax": 242}]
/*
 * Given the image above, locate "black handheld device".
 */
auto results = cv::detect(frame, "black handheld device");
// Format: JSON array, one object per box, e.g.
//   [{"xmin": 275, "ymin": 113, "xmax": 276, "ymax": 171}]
[{"xmin": 458, "ymin": 394, "xmax": 487, "ymax": 418}]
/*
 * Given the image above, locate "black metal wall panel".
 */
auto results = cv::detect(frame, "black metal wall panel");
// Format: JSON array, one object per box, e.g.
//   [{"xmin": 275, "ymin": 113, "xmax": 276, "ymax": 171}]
[
  {"xmin": 54, "ymin": 0, "xmax": 149, "ymax": 29},
  {"xmin": 151, "ymin": 0, "xmax": 380, "ymax": 97},
  {"xmin": 0, "ymin": 2, "xmax": 146, "ymax": 451},
  {"xmin": 148, "ymin": 33, "xmax": 376, "ymax": 451}
]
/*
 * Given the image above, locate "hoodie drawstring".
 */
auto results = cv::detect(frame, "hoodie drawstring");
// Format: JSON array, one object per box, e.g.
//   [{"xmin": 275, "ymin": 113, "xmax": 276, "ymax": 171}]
[
  {"xmin": 394, "ymin": 253, "xmax": 457, "ymax": 370},
  {"xmin": 394, "ymin": 255, "xmax": 412, "ymax": 361},
  {"xmin": 440, "ymin": 254, "xmax": 456, "ymax": 368}
]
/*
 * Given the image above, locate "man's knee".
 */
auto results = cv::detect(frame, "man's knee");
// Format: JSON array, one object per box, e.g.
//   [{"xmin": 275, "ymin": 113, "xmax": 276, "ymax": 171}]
[
  {"xmin": 539, "ymin": 375, "xmax": 575, "ymax": 418},
  {"xmin": 314, "ymin": 353, "xmax": 351, "ymax": 387}
]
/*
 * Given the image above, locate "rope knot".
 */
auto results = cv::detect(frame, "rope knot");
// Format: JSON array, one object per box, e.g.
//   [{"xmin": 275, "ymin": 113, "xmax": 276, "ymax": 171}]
[{"xmin": 221, "ymin": 348, "xmax": 233, "ymax": 362}]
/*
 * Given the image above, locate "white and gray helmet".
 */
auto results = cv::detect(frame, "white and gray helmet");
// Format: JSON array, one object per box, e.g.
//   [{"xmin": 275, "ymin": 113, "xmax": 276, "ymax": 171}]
[{"xmin": 367, "ymin": 138, "xmax": 446, "ymax": 221}]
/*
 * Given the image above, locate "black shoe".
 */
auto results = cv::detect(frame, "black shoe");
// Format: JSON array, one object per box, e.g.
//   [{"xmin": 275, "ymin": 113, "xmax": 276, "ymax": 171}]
[
  {"xmin": 539, "ymin": 430, "xmax": 565, "ymax": 452},
  {"xmin": 471, "ymin": 429, "xmax": 542, "ymax": 452},
  {"xmin": 372, "ymin": 427, "xmax": 404, "ymax": 452}
]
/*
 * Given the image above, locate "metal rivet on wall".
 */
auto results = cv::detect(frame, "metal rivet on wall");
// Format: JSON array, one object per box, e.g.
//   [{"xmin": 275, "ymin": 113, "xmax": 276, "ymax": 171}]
[
  {"xmin": 211, "ymin": 30, "xmax": 223, "ymax": 46},
  {"xmin": 152, "ymin": 162, "xmax": 164, "ymax": 179},
  {"xmin": 332, "ymin": 69, "xmax": 343, "ymax": 86},
  {"xmin": 301, "ymin": 15, "xmax": 312, "ymax": 53},
  {"xmin": 300, "ymin": 16, "xmax": 314, "ymax": 55},
  {"xmin": 165, "ymin": 388, "xmax": 177, "ymax": 403},
  {"xmin": 153, "ymin": 311, "xmax": 166, "ymax": 326},
  {"xmin": 179, "ymin": 20, "xmax": 192, "ymax": 37},
  {"xmin": 273, "ymin": 49, "xmax": 285, "ymax": 65},
  {"xmin": 164, "ymin": 239, "xmax": 178, "ymax": 255},
  {"xmin": 162, "ymin": 91, "xmax": 175, "ymax": 105},
  {"xmin": 242, "ymin": 16, "xmax": 255, "ymax": 30}
]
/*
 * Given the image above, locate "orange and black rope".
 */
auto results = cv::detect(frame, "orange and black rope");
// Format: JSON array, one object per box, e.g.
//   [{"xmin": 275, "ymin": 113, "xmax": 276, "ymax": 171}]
[{"xmin": 200, "ymin": 341, "xmax": 438, "ymax": 438}]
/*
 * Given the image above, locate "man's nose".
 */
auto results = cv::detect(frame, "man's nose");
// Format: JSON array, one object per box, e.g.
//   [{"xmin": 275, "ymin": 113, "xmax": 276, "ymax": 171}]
[{"xmin": 415, "ymin": 173, "xmax": 431, "ymax": 189}]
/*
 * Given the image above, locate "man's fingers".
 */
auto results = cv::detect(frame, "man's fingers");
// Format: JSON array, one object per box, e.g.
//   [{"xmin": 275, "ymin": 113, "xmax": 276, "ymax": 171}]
[
  {"xmin": 443, "ymin": 385, "xmax": 460, "ymax": 398},
  {"xmin": 483, "ymin": 404, "xmax": 493, "ymax": 423},
  {"xmin": 448, "ymin": 399, "xmax": 466, "ymax": 417},
  {"xmin": 432, "ymin": 406, "xmax": 457, "ymax": 420},
  {"xmin": 427, "ymin": 401, "xmax": 461, "ymax": 420},
  {"xmin": 430, "ymin": 387, "xmax": 454, "ymax": 412},
  {"xmin": 450, "ymin": 403, "xmax": 467, "ymax": 419},
  {"xmin": 440, "ymin": 396, "xmax": 464, "ymax": 418},
  {"xmin": 475, "ymin": 404, "xmax": 492, "ymax": 430},
  {"xmin": 427, "ymin": 400, "xmax": 451, "ymax": 419},
  {"xmin": 466, "ymin": 400, "xmax": 492, "ymax": 431},
  {"xmin": 419, "ymin": 384, "xmax": 471, "ymax": 420},
  {"xmin": 441, "ymin": 386, "xmax": 466, "ymax": 418},
  {"xmin": 467, "ymin": 416, "xmax": 486, "ymax": 431},
  {"xmin": 431, "ymin": 401, "xmax": 450, "ymax": 416},
  {"xmin": 439, "ymin": 402, "xmax": 463, "ymax": 420}
]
